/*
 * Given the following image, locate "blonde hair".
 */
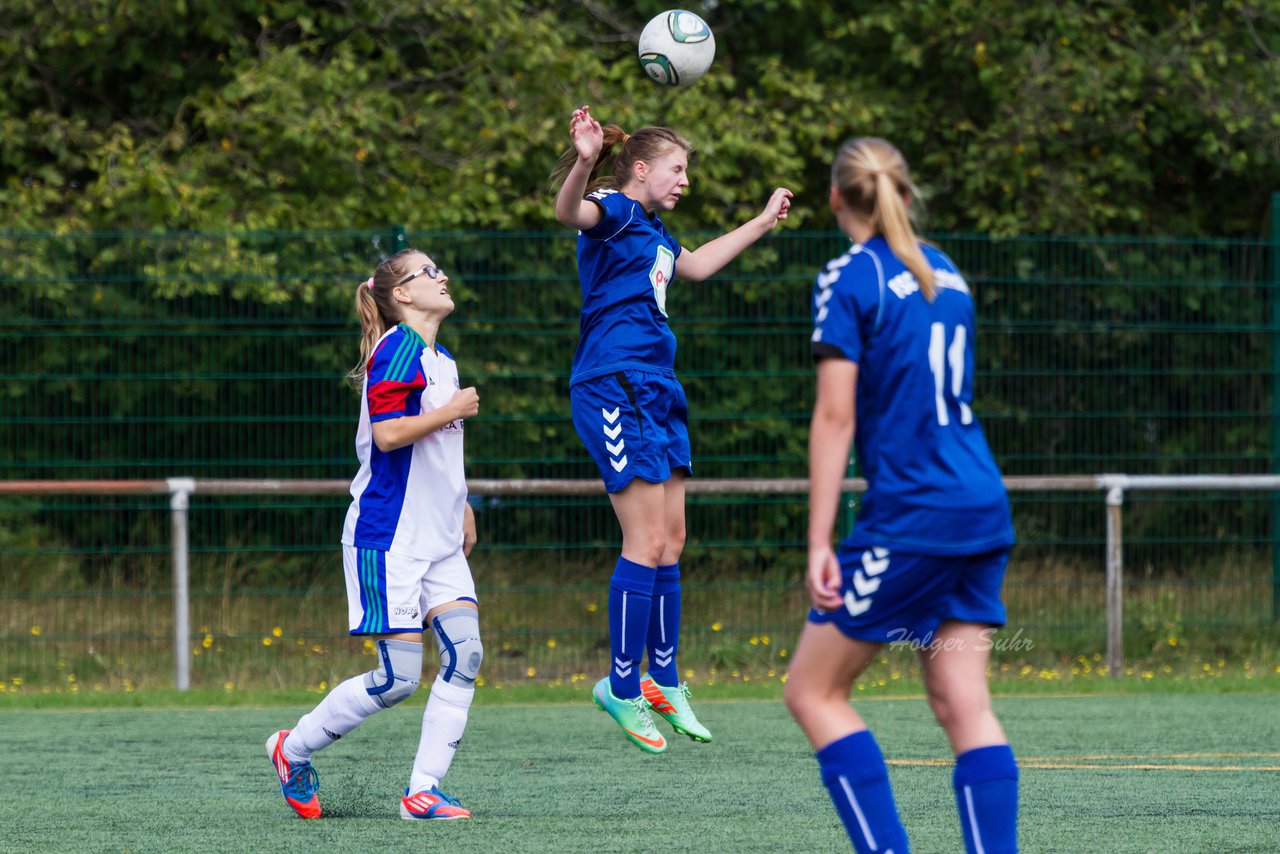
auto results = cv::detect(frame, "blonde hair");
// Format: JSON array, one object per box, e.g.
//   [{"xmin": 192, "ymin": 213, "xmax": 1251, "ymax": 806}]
[
  {"xmin": 550, "ymin": 124, "xmax": 693, "ymax": 193},
  {"xmin": 348, "ymin": 248, "xmax": 422, "ymax": 387},
  {"xmin": 832, "ymin": 137, "xmax": 935, "ymax": 301}
]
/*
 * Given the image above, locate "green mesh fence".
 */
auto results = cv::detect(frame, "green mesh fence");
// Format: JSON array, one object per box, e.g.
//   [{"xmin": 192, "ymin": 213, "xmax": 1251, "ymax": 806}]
[
  {"xmin": 2, "ymin": 225, "xmax": 1277, "ymax": 691},
  {"xmin": 2, "ymin": 228, "xmax": 1271, "ymax": 481}
]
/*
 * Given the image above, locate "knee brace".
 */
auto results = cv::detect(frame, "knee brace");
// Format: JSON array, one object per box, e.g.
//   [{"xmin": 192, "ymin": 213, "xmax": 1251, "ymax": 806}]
[
  {"xmin": 431, "ymin": 607, "xmax": 483, "ymax": 687},
  {"xmin": 364, "ymin": 638, "xmax": 422, "ymax": 709}
]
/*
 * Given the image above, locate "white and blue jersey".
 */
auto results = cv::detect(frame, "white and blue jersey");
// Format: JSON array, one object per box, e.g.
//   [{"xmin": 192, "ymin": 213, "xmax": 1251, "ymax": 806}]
[
  {"xmin": 570, "ymin": 188, "xmax": 683, "ymax": 386},
  {"xmin": 341, "ymin": 324, "xmax": 468, "ymax": 562},
  {"xmin": 812, "ymin": 236, "xmax": 1014, "ymax": 556}
]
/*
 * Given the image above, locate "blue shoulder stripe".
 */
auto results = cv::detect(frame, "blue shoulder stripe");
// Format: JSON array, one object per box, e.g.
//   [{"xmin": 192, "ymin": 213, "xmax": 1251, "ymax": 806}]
[{"xmin": 385, "ymin": 325, "xmax": 426, "ymax": 383}]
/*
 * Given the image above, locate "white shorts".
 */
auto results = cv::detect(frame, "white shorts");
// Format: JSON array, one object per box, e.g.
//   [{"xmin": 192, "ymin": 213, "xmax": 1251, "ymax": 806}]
[{"xmin": 342, "ymin": 545, "xmax": 477, "ymax": 636}]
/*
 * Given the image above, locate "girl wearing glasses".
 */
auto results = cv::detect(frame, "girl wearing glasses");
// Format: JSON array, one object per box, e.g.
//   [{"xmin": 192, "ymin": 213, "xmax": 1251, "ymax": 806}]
[
  {"xmin": 551, "ymin": 104, "xmax": 792, "ymax": 753},
  {"xmin": 266, "ymin": 249, "xmax": 484, "ymax": 822}
]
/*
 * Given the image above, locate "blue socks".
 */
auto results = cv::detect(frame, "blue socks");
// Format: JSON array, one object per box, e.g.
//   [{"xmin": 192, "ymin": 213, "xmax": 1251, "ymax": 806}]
[
  {"xmin": 816, "ymin": 730, "xmax": 910, "ymax": 854},
  {"xmin": 816, "ymin": 732, "xmax": 1018, "ymax": 853},
  {"xmin": 608, "ymin": 556, "xmax": 655, "ymax": 699},
  {"xmin": 645, "ymin": 562, "xmax": 681, "ymax": 686},
  {"xmin": 954, "ymin": 744, "xmax": 1019, "ymax": 854}
]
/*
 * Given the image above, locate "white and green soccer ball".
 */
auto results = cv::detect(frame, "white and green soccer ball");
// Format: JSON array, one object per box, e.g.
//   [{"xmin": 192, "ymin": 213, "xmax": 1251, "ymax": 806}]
[{"xmin": 637, "ymin": 10, "xmax": 715, "ymax": 87}]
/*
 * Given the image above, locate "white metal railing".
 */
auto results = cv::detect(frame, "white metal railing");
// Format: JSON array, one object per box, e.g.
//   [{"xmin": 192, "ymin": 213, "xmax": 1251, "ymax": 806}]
[{"xmin": 2, "ymin": 475, "xmax": 1277, "ymax": 689}]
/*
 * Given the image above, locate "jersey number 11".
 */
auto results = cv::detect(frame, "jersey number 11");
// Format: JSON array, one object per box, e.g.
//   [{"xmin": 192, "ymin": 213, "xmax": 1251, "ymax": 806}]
[{"xmin": 928, "ymin": 322, "xmax": 973, "ymax": 427}]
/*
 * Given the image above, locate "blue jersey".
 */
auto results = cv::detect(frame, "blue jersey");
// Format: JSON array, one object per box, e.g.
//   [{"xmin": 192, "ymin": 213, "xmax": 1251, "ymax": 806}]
[
  {"xmin": 570, "ymin": 188, "xmax": 683, "ymax": 385},
  {"xmin": 812, "ymin": 236, "xmax": 1014, "ymax": 556}
]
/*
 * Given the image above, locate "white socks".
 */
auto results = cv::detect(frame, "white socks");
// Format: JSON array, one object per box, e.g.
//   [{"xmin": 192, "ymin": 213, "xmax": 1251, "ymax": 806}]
[
  {"xmin": 283, "ymin": 673, "xmax": 383, "ymax": 760},
  {"xmin": 408, "ymin": 676, "xmax": 475, "ymax": 794},
  {"xmin": 280, "ymin": 668, "xmax": 475, "ymax": 797}
]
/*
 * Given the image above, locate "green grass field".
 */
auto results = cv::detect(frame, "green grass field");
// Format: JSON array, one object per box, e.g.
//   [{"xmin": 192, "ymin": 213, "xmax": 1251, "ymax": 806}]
[{"xmin": 2, "ymin": 690, "xmax": 1277, "ymax": 853}]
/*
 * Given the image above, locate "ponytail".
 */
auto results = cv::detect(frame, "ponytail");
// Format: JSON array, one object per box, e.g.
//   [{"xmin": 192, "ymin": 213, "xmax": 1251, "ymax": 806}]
[
  {"xmin": 346, "ymin": 249, "xmax": 420, "ymax": 388},
  {"xmin": 832, "ymin": 138, "xmax": 935, "ymax": 301},
  {"xmin": 875, "ymin": 173, "xmax": 935, "ymax": 302}
]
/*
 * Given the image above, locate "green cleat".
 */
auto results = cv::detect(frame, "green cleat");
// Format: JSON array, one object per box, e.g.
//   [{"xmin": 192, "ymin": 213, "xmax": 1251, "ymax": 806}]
[
  {"xmin": 640, "ymin": 674, "xmax": 713, "ymax": 743},
  {"xmin": 592, "ymin": 677, "xmax": 668, "ymax": 754}
]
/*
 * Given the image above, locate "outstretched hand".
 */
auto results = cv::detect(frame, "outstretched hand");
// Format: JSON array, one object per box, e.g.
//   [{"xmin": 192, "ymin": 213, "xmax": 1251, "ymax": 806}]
[
  {"xmin": 570, "ymin": 105, "xmax": 603, "ymax": 163},
  {"xmin": 760, "ymin": 187, "xmax": 793, "ymax": 228}
]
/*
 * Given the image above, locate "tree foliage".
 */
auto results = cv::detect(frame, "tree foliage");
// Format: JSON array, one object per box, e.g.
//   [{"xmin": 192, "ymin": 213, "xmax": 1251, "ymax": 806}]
[{"xmin": 1, "ymin": 0, "xmax": 1277, "ymax": 236}]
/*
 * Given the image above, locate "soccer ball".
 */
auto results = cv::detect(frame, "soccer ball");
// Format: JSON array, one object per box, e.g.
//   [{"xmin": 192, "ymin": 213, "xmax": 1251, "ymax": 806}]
[{"xmin": 637, "ymin": 10, "xmax": 715, "ymax": 87}]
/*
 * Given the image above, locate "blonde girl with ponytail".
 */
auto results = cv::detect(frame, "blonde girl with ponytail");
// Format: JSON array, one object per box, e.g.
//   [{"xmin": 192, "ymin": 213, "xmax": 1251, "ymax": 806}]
[
  {"xmin": 785, "ymin": 138, "xmax": 1020, "ymax": 853},
  {"xmin": 267, "ymin": 247, "xmax": 486, "ymax": 823}
]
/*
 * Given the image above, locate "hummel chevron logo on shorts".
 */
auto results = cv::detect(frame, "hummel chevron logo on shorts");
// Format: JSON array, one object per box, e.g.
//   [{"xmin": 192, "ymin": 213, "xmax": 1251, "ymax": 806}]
[
  {"xmin": 602, "ymin": 406, "xmax": 627, "ymax": 472},
  {"xmin": 844, "ymin": 547, "xmax": 890, "ymax": 616}
]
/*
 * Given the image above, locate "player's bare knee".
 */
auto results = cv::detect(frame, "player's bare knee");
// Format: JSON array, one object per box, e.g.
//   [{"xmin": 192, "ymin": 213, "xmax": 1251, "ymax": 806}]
[
  {"xmin": 782, "ymin": 677, "xmax": 807, "ymax": 718},
  {"xmin": 927, "ymin": 694, "xmax": 954, "ymax": 729},
  {"xmin": 928, "ymin": 686, "xmax": 988, "ymax": 732},
  {"xmin": 431, "ymin": 605, "xmax": 483, "ymax": 687},
  {"xmin": 665, "ymin": 523, "xmax": 686, "ymax": 557},
  {"xmin": 783, "ymin": 672, "xmax": 825, "ymax": 719},
  {"xmin": 627, "ymin": 532, "xmax": 666, "ymax": 566},
  {"xmin": 364, "ymin": 638, "xmax": 423, "ymax": 708}
]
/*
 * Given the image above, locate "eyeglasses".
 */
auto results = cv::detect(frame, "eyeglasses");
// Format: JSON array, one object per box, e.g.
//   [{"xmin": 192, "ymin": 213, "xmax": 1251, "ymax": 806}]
[{"xmin": 398, "ymin": 264, "xmax": 444, "ymax": 285}]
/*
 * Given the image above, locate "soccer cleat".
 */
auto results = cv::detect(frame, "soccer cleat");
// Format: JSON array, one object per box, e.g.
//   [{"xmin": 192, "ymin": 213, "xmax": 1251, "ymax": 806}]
[
  {"xmin": 640, "ymin": 674, "xmax": 713, "ymax": 743},
  {"xmin": 592, "ymin": 676, "xmax": 668, "ymax": 754},
  {"xmin": 265, "ymin": 730, "xmax": 321, "ymax": 819},
  {"xmin": 400, "ymin": 786, "xmax": 472, "ymax": 820}
]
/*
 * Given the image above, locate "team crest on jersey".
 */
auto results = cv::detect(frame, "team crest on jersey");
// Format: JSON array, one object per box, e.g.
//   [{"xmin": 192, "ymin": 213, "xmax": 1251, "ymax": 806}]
[{"xmin": 650, "ymin": 245, "xmax": 674, "ymax": 317}]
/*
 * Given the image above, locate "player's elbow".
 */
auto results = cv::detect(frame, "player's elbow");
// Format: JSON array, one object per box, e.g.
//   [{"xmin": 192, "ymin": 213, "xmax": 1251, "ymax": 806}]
[
  {"xmin": 554, "ymin": 198, "xmax": 589, "ymax": 231},
  {"xmin": 813, "ymin": 404, "xmax": 854, "ymax": 434},
  {"xmin": 371, "ymin": 425, "xmax": 403, "ymax": 453}
]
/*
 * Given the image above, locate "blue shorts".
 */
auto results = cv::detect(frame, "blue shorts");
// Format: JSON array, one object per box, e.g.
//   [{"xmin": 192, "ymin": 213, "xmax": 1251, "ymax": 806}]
[
  {"xmin": 570, "ymin": 370, "xmax": 692, "ymax": 493},
  {"xmin": 808, "ymin": 547, "xmax": 1009, "ymax": 645}
]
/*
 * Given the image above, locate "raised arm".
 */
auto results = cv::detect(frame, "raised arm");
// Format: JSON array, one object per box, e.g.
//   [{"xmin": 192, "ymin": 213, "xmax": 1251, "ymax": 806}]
[
  {"xmin": 674, "ymin": 187, "xmax": 792, "ymax": 282},
  {"xmin": 553, "ymin": 105, "xmax": 606, "ymax": 232}
]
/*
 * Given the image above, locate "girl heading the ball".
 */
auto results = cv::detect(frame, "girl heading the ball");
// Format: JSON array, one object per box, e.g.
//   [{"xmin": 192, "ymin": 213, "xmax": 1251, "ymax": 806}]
[{"xmin": 551, "ymin": 104, "xmax": 792, "ymax": 753}]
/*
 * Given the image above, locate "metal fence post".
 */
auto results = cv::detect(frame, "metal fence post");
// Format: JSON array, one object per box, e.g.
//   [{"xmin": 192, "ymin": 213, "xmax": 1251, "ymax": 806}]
[
  {"xmin": 167, "ymin": 478, "xmax": 196, "ymax": 691},
  {"xmin": 1272, "ymin": 191, "xmax": 1280, "ymax": 622},
  {"xmin": 1104, "ymin": 477, "xmax": 1127, "ymax": 677}
]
